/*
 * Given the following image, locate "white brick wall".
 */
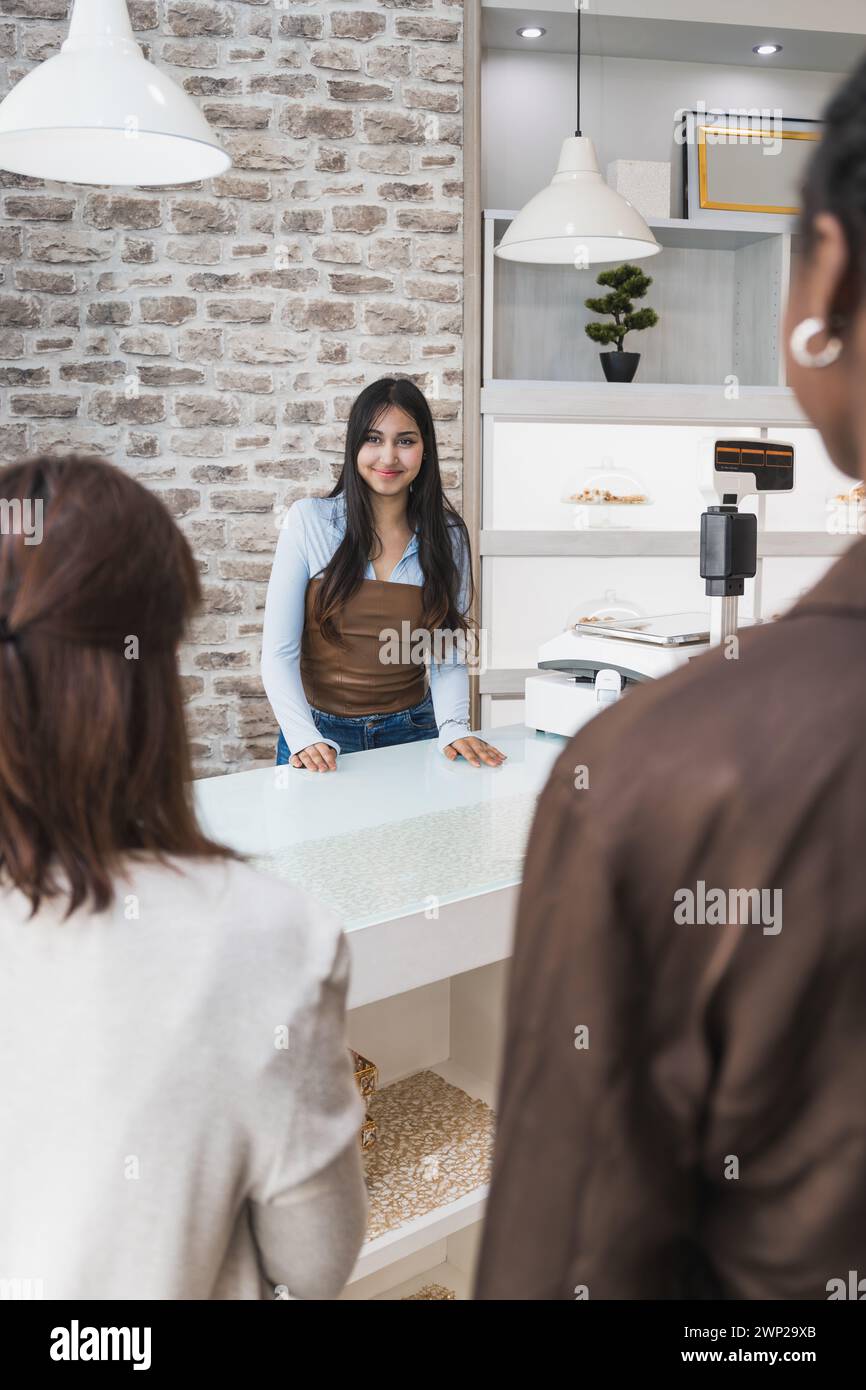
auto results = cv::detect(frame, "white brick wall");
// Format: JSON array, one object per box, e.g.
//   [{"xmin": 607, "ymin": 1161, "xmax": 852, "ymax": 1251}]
[{"xmin": 0, "ymin": 0, "xmax": 464, "ymax": 774}]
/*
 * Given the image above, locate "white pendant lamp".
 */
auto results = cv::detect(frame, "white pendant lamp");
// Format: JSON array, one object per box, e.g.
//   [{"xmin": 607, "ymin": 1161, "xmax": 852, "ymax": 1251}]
[
  {"xmin": 496, "ymin": 8, "xmax": 659, "ymax": 265},
  {"xmin": 0, "ymin": 0, "xmax": 231, "ymax": 187}
]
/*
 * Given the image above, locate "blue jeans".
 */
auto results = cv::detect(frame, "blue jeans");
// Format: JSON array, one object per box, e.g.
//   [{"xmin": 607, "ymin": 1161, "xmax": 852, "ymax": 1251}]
[{"xmin": 275, "ymin": 689, "xmax": 438, "ymax": 764}]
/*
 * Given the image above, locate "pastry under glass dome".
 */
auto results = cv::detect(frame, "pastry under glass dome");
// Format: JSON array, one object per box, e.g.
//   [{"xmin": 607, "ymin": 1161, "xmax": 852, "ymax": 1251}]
[
  {"xmin": 566, "ymin": 588, "xmax": 644, "ymax": 630},
  {"xmin": 563, "ymin": 458, "xmax": 651, "ymax": 529}
]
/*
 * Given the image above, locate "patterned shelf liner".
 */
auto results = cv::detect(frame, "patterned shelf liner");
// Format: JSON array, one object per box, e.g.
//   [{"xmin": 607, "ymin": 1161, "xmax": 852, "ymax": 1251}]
[{"xmin": 363, "ymin": 1069, "xmax": 495, "ymax": 1243}]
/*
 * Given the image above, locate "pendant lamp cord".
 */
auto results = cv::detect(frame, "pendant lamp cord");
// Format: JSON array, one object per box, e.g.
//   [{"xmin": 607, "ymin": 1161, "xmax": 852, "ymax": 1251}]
[{"xmin": 575, "ymin": 2, "xmax": 582, "ymax": 137}]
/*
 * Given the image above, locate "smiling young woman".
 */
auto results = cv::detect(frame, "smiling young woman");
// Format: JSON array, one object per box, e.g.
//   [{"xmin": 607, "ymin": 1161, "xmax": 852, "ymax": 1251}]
[{"xmin": 262, "ymin": 377, "xmax": 506, "ymax": 772}]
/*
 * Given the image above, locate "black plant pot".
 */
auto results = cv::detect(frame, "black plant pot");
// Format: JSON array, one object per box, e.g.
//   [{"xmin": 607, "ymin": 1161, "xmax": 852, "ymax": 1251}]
[{"xmin": 600, "ymin": 351, "xmax": 641, "ymax": 383}]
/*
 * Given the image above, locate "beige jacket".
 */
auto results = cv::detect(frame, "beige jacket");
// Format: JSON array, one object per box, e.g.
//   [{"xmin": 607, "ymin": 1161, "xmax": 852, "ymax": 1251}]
[{"xmin": 0, "ymin": 854, "xmax": 367, "ymax": 1299}]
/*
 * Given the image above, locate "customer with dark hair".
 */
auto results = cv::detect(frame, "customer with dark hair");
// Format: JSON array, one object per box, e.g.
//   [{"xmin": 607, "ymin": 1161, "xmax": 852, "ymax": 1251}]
[
  {"xmin": 262, "ymin": 376, "xmax": 505, "ymax": 770},
  {"xmin": 475, "ymin": 62, "xmax": 866, "ymax": 1299},
  {"xmin": 0, "ymin": 454, "xmax": 368, "ymax": 1299}
]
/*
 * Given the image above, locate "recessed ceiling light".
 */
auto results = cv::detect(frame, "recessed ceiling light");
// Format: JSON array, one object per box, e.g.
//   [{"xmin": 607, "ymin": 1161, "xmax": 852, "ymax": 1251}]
[
  {"xmin": 753, "ymin": 44, "xmax": 783, "ymax": 56},
  {"xmin": 517, "ymin": 26, "xmax": 546, "ymax": 40}
]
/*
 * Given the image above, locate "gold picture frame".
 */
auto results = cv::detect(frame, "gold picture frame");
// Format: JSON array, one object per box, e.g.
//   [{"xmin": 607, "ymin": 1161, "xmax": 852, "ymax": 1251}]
[{"xmin": 684, "ymin": 111, "xmax": 823, "ymax": 225}]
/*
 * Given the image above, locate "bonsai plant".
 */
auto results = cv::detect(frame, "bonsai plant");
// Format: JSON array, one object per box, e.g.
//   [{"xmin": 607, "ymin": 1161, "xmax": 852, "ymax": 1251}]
[{"xmin": 584, "ymin": 263, "xmax": 659, "ymax": 383}]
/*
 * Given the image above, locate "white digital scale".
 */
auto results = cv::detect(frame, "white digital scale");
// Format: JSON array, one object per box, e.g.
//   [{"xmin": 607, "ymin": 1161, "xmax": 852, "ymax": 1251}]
[{"xmin": 525, "ymin": 437, "xmax": 795, "ymax": 739}]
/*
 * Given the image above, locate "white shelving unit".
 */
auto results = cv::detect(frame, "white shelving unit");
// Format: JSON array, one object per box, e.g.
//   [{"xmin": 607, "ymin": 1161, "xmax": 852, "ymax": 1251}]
[{"xmin": 479, "ymin": 210, "xmax": 856, "ymax": 724}]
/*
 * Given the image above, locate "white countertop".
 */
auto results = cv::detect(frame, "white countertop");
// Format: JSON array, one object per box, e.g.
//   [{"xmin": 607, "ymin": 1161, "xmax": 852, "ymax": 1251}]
[{"xmin": 194, "ymin": 724, "xmax": 565, "ymax": 935}]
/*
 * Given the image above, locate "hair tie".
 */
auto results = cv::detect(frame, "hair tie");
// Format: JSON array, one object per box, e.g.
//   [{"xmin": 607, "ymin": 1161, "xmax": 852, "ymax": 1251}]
[{"xmin": 0, "ymin": 615, "xmax": 17, "ymax": 643}]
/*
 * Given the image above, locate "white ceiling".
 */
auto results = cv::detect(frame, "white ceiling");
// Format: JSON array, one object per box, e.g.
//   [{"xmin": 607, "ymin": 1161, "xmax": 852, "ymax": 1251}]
[
  {"xmin": 483, "ymin": 8, "xmax": 866, "ymax": 73},
  {"xmin": 483, "ymin": 0, "xmax": 866, "ymax": 34}
]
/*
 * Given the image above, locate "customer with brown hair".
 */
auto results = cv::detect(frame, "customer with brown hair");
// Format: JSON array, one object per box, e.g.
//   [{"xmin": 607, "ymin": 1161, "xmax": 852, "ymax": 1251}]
[
  {"xmin": 0, "ymin": 454, "xmax": 367, "ymax": 1299},
  {"xmin": 475, "ymin": 58, "xmax": 866, "ymax": 1300}
]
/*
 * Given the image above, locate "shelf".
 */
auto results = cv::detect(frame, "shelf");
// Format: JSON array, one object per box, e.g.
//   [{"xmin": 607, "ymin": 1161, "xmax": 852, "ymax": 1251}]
[
  {"xmin": 481, "ymin": 381, "xmax": 805, "ymax": 425},
  {"xmin": 480, "ymin": 669, "xmax": 535, "ymax": 698},
  {"xmin": 484, "ymin": 209, "xmax": 797, "ymax": 244},
  {"xmin": 348, "ymin": 1066, "xmax": 494, "ymax": 1284},
  {"xmin": 480, "ymin": 530, "xmax": 849, "ymax": 558},
  {"xmin": 352, "ymin": 1186, "xmax": 488, "ymax": 1284},
  {"xmin": 646, "ymin": 216, "xmax": 795, "ymax": 251}
]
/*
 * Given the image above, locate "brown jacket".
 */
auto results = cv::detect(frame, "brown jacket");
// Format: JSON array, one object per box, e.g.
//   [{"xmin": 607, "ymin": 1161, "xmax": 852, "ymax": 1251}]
[{"xmin": 475, "ymin": 537, "xmax": 866, "ymax": 1300}]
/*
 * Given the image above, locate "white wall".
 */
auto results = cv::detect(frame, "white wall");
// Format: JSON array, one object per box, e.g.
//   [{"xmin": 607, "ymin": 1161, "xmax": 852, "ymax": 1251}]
[{"xmin": 483, "ymin": 51, "xmax": 844, "ymax": 210}]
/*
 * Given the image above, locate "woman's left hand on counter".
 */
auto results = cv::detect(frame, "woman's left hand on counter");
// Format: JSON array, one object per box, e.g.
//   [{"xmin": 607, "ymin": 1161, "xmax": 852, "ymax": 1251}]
[{"xmin": 443, "ymin": 737, "xmax": 507, "ymax": 768}]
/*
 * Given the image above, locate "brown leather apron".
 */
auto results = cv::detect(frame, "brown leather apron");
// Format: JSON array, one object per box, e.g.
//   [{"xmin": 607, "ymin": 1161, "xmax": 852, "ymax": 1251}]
[{"xmin": 300, "ymin": 576, "xmax": 428, "ymax": 716}]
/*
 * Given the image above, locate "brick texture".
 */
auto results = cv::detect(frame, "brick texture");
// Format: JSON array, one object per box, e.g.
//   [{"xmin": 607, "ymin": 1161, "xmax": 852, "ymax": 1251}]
[{"xmin": 0, "ymin": 0, "xmax": 464, "ymax": 774}]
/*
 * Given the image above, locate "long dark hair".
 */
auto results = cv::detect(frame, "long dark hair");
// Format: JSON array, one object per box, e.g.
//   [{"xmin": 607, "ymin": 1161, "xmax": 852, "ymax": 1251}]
[
  {"xmin": 313, "ymin": 377, "xmax": 475, "ymax": 644},
  {"xmin": 0, "ymin": 454, "xmax": 239, "ymax": 920}
]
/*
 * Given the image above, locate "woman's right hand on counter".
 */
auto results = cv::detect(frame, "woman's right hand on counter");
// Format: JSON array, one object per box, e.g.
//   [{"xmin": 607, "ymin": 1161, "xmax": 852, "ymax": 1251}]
[{"xmin": 289, "ymin": 742, "xmax": 338, "ymax": 772}]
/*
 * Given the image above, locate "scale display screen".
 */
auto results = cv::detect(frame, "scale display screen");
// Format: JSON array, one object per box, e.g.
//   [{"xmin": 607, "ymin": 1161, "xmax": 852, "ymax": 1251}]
[{"xmin": 715, "ymin": 440, "xmax": 794, "ymax": 492}]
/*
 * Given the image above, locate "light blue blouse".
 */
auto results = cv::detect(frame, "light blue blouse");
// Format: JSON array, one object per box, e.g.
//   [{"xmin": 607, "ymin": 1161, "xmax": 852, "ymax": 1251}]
[{"xmin": 261, "ymin": 494, "xmax": 472, "ymax": 758}]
